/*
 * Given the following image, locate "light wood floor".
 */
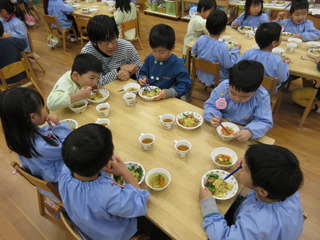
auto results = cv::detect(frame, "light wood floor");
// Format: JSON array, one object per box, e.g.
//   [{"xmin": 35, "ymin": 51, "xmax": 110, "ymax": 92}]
[{"xmin": 0, "ymin": 4, "xmax": 319, "ymax": 239}]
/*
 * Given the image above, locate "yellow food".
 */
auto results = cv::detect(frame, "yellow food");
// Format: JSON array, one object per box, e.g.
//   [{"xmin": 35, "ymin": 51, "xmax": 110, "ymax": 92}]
[
  {"xmin": 205, "ymin": 174, "xmax": 234, "ymax": 198},
  {"xmin": 178, "ymin": 113, "xmax": 200, "ymax": 127},
  {"xmin": 311, "ymin": 49, "xmax": 320, "ymax": 56},
  {"xmin": 89, "ymin": 91, "xmax": 104, "ymax": 100},
  {"xmin": 72, "ymin": 102, "xmax": 85, "ymax": 108},
  {"xmin": 282, "ymin": 32, "xmax": 294, "ymax": 37},
  {"xmin": 127, "ymin": 87, "xmax": 138, "ymax": 92}
]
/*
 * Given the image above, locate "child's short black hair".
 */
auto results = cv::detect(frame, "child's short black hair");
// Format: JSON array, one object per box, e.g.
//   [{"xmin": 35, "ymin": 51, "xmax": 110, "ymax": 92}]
[
  {"xmin": 0, "ymin": 21, "xmax": 3, "ymax": 37},
  {"xmin": 255, "ymin": 22, "xmax": 282, "ymax": 49},
  {"xmin": 206, "ymin": 10, "xmax": 227, "ymax": 35},
  {"xmin": 197, "ymin": 0, "xmax": 216, "ymax": 13},
  {"xmin": 62, "ymin": 124, "xmax": 114, "ymax": 177},
  {"xmin": 229, "ymin": 60, "xmax": 264, "ymax": 93},
  {"xmin": 71, "ymin": 54, "xmax": 102, "ymax": 75},
  {"xmin": 245, "ymin": 143, "xmax": 303, "ymax": 201},
  {"xmin": 149, "ymin": 24, "xmax": 175, "ymax": 50},
  {"xmin": 87, "ymin": 15, "xmax": 119, "ymax": 44},
  {"xmin": 244, "ymin": 0, "xmax": 263, "ymax": 20},
  {"xmin": 290, "ymin": 0, "xmax": 309, "ymax": 14}
]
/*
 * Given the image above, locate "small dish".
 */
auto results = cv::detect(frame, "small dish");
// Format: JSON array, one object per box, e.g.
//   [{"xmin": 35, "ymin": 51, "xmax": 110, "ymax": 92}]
[
  {"xmin": 211, "ymin": 147, "xmax": 238, "ymax": 169},
  {"xmin": 87, "ymin": 88, "xmax": 109, "ymax": 104},
  {"xmin": 123, "ymin": 82, "xmax": 141, "ymax": 94},
  {"xmin": 287, "ymin": 37, "xmax": 302, "ymax": 46},
  {"xmin": 272, "ymin": 47, "xmax": 285, "ymax": 56},
  {"xmin": 308, "ymin": 48, "xmax": 320, "ymax": 58},
  {"xmin": 238, "ymin": 26, "xmax": 253, "ymax": 34},
  {"xmin": 225, "ymin": 41, "xmax": 239, "ymax": 50},
  {"xmin": 138, "ymin": 86, "xmax": 161, "ymax": 100},
  {"xmin": 176, "ymin": 111, "xmax": 203, "ymax": 130},
  {"xmin": 306, "ymin": 41, "xmax": 320, "ymax": 49},
  {"xmin": 145, "ymin": 168, "xmax": 171, "ymax": 191},
  {"xmin": 69, "ymin": 99, "xmax": 88, "ymax": 113},
  {"xmin": 60, "ymin": 119, "xmax": 78, "ymax": 130},
  {"xmin": 216, "ymin": 122, "xmax": 240, "ymax": 141}
]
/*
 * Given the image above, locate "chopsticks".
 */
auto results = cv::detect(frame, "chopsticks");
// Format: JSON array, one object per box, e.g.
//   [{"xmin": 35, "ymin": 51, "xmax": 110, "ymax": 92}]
[
  {"xmin": 210, "ymin": 113, "xmax": 232, "ymax": 136},
  {"xmin": 283, "ymin": 3, "xmax": 291, "ymax": 10},
  {"xmin": 144, "ymin": 83, "xmax": 152, "ymax": 92},
  {"xmin": 224, "ymin": 166, "xmax": 242, "ymax": 181}
]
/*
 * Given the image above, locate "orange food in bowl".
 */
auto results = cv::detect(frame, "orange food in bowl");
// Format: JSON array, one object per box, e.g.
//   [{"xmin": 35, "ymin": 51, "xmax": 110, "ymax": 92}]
[{"xmin": 221, "ymin": 126, "xmax": 234, "ymax": 136}]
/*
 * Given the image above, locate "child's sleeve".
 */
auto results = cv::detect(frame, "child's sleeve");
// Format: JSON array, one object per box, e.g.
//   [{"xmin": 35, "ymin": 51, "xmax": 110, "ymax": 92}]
[
  {"xmin": 171, "ymin": 62, "xmax": 192, "ymax": 98},
  {"xmin": 204, "ymin": 83, "xmax": 226, "ymax": 122},
  {"xmin": 218, "ymin": 46, "xmax": 240, "ymax": 70},
  {"xmin": 113, "ymin": 9, "xmax": 124, "ymax": 25},
  {"xmin": 60, "ymin": 2, "xmax": 74, "ymax": 14},
  {"xmin": 10, "ymin": 20, "xmax": 27, "ymax": 39},
  {"xmin": 261, "ymin": 13, "xmax": 270, "ymax": 24},
  {"xmin": 301, "ymin": 20, "xmax": 320, "ymax": 41},
  {"xmin": 191, "ymin": 39, "xmax": 199, "ymax": 56},
  {"xmin": 231, "ymin": 12, "xmax": 244, "ymax": 28},
  {"xmin": 274, "ymin": 58, "xmax": 290, "ymax": 87}
]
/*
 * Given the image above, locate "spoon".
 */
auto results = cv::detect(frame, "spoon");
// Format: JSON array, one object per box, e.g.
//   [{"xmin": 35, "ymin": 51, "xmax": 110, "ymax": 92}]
[{"xmin": 301, "ymin": 56, "xmax": 315, "ymax": 62}]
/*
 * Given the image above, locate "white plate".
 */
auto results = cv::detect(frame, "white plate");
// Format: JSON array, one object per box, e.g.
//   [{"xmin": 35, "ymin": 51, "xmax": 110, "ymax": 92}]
[
  {"xmin": 60, "ymin": 119, "xmax": 78, "ymax": 130},
  {"xmin": 238, "ymin": 26, "xmax": 253, "ymax": 34},
  {"xmin": 87, "ymin": 89, "xmax": 109, "ymax": 103},
  {"xmin": 308, "ymin": 49, "xmax": 320, "ymax": 58},
  {"xmin": 138, "ymin": 86, "xmax": 161, "ymax": 100},
  {"xmin": 112, "ymin": 162, "xmax": 145, "ymax": 185},
  {"xmin": 211, "ymin": 147, "xmax": 238, "ymax": 169},
  {"xmin": 176, "ymin": 111, "xmax": 203, "ymax": 130},
  {"xmin": 201, "ymin": 169, "xmax": 239, "ymax": 200}
]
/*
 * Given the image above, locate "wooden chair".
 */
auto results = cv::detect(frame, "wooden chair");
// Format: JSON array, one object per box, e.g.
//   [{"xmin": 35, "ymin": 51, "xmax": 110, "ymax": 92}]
[
  {"xmin": 43, "ymin": 14, "xmax": 78, "ymax": 52},
  {"xmin": 27, "ymin": 0, "xmax": 41, "ymax": 20},
  {"xmin": 261, "ymin": 75, "xmax": 283, "ymax": 114},
  {"xmin": 188, "ymin": 57, "xmax": 220, "ymax": 102},
  {"xmin": 121, "ymin": 8, "xmax": 143, "ymax": 49},
  {"xmin": 0, "ymin": 52, "xmax": 44, "ymax": 96},
  {"xmin": 26, "ymin": 32, "xmax": 45, "ymax": 72},
  {"xmin": 11, "ymin": 161, "xmax": 64, "ymax": 217},
  {"xmin": 74, "ymin": 16, "xmax": 89, "ymax": 49}
]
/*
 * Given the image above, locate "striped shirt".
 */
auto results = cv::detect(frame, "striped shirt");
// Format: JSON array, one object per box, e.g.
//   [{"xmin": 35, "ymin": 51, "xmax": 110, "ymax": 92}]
[{"xmin": 81, "ymin": 39, "xmax": 142, "ymax": 86}]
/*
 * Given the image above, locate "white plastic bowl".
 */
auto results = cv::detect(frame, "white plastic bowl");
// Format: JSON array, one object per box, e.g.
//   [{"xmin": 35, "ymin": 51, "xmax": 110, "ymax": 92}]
[
  {"xmin": 60, "ymin": 119, "xmax": 78, "ymax": 130},
  {"xmin": 123, "ymin": 82, "xmax": 141, "ymax": 94},
  {"xmin": 69, "ymin": 99, "xmax": 88, "ymax": 113},
  {"xmin": 71, "ymin": 4, "xmax": 80, "ymax": 9},
  {"xmin": 138, "ymin": 86, "xmax": 161, "ymax": 100},
  {"xmin": 238, "ymin": 26, "xmax": 253, "ymax": 34},
  {"xmin": 287, "ymin": 37, "xmax": 302, "ymax": 46},
  {"xmin": 306, "ymin": 41, "xmax": 320, "ymax": 49},
  {"xmin": 112, "ymin": 162, "xmax": 145, "ymax": 185},
  {"xmin": 145, "ymin": 168, "xmax": 171, "ymax": 191},
  {"xmin": 308, "ymin": 49, "xmax": 320, "ymax": 58},
  {"xmin": 211, "ymin": 147, "xmax": 238, "ymax": 169},
  {"xmin": 89, "ymin": 8, "xmax": 98, "ymax": 14},
  {"xmin": 216, "ymin": 122, "xmax": 240, "ymax": 141},
  {"xmin": 272, "ymin": 47, "xmax": 285, "ymax": 56},
  {"xmin": 87, "ymin": 89, "xmax": 109, "ymax": 104},
  {"xmin": 176, "ymin": 111, "xmax": 203, "ymax": 130}
]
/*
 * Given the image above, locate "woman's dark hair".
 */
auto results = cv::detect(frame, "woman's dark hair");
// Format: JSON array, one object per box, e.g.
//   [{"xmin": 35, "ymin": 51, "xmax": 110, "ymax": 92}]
[
  {"xmin": 290, "ymin": 0, "xmax": 309, "ymax": 14},
  {"xmin": 149, "ymin": 24, "xmax": 175, "ymax": 50},
  {"xmin": 0, "ymin": 0, "xmax": 25, "ymax": 21},
  {"xmin": 71, "ymin": 53, "xmax": 103, "ymax": 75},
  {"xmin": 206, "ymin": 10, "xmax": 227, "ymax": 35},
  {"xmin": 229, "ymin": 60, "xmax": 264, "ymax": 93},
  {"xmin": 197, "ymin": 0, "xmax": 216, "ymax": 13},
  {"xmin": 62, "ymin": 124, "xmax": 114, "ymax": 177},
  {"xmin": 87, "ymin": 15, "xmax": 119, "ymax": 43},
  {"xmin": 244, "ymin": 0, "xmax": 263, "ymax": 20},
  {"xmin": 115, "ymin": 0, "xmax": 132, "ymax": 13},
  {"xmin": 0, "ymin": 88, "xmax": 57, "ymax": 158},
  {"xmin": 245, "ymin": 143, "xmax": 304, "ymax": 201},
  {"xmin": 255, "ymin": 22, "xmax": 282, "ymax": 49}
]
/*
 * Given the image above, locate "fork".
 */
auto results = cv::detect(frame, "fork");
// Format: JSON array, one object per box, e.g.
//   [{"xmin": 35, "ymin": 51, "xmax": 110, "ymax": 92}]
[{"xmin": 301, "ymin": 56, "xmax": 315, "ymax": 62}]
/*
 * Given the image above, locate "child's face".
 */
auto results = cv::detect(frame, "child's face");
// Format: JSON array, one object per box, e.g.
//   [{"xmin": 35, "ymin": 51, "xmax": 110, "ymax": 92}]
[
  {"xmin": 249, "ymin": 3, "xmax": 262, "ymax": 16},
  {"xmin": 152, "ymin": 47, "xmax": 172, "ymax": 62},
  {"xmin": 229, "ymin": 86, "xmax": 255, "ymax": 103},
  {"xmin": 30, "ymin": 106, "xmax": 48, "ymax": 126},
  {"xmin": 239, "ymin": 158, "xmax": 254, "ymax": 189},
  {"xmin": 73, "ymin": 71, "xmax": 101, "ymax": 88},
  {"xmin": 96, "ymin": 37, "xmax": 118, "ymax": 56},
  {"xmin": 291, "ymin": 9, "xmax": 308, "ymax": 25},
  {"xmin": 202, "ymin": 7, "xmax": 215, "ymax": 19}
]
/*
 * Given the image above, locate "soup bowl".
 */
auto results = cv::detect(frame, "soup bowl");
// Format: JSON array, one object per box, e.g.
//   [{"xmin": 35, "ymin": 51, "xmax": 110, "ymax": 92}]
[{"xmin": 145, "ymin": 168, "xmax": 171, "ymax": 191}]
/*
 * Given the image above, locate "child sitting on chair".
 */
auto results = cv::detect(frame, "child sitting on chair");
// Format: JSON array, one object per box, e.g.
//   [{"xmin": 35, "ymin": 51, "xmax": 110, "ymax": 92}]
[
  {"xmin": 47, "ymin": 53, "xmax": 102, "ymax": 111},
  {"xmin": 59, "ymin": 123, "xmax": 150, "ymax": 240},
  {"xmin": 192, "ymin": 9, "xmax": 240, "ymax": 86},
  {"xmin": 238, "ymin": 22, "xmax": 290, "ymax": 93},
  {"xmin": 275, "ymin": 0, "xmax": 320, "ymax": 41},
  {"xmin": 199, "ymin": 143, "xmax": 304, "ymax": 240},
  {"xmin": 204, "ymin": 60, "xmax": 273, "ymax": 142},
  {"xmin": 138, "ymin": 24, "xmax": 191, "ymax": 100}
]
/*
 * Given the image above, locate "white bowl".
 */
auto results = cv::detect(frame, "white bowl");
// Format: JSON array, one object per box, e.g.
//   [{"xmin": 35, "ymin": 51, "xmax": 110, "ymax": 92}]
[
  {"xmin": 282, "ymin": 32, "xmax": 294, "ymax": 40},
  {"xmin": 138, "ymin": 86, "xmax": 161, "ymax": 100},
  {"xmin": 89, "ymin": 7, "xmax": 98, "ymax": 14},
  {"xmin": 71, "ymin": 4, "xmax": 80, "ymax": 9},
  {"xmin": 201, "ymin": 169, "xmax": 239, "ymax": 200},
  {"xmin": 238, "ymin": 26, "xmax": 253, "ymax": 34},
  {"xmin": 216, "ymin": 122, "xmax": 240, "ymax": 141},
  {"xmin": 112, "ymin": 162, "xmax": 145, "ymax": 185},
  {"xmin": 87, "ymin": 89, "xmax": 109, "ymax": 104},
  {"xmin": 145, "ymin": 168, "xmax": 171, "ymax": 191},
  {"xmin": 306, "ymin": 41, "xmax": 320, "ymax": 49},
  {"xmin": 69, "ymin": 99, "xmax": 88, "ymax": 113},
  {"xmin": 274, "ymin": 2, "xmax": 286, "ymax": 7},
  {"xmin": 211, "ymin": 147, "xmax": 238, "ymax": 169},
  {"xmin": 95, "ymin": 118, "xmax": 110, "ymax": 128},
  {"xmin": 287, "ymin": 37, "xmax": 302, "ymax": 46},
  {"xmin": 123, "ymin": 82, "xmax": 141, "ymax": 94},
  {"xmin": 60, "ymin": 119, "xmax": 78, "ymax": 130},
  {"xmin": 272, "ymin": 47, "xmax": 285, "ymax": 56},
  {"xmin": 176, "ymin": 111, "xmax": 203, "ymax": 130},
  {"xmin": 225, "ymin": 41, "xmax": 238, "ymax": 50},
  {"xmin": 238, "ymin": 0, "xmax": 245, "ymax": 4},
  {"xmin": 308, "ymin": 49, "xmax": 320, "ymax": 58}
]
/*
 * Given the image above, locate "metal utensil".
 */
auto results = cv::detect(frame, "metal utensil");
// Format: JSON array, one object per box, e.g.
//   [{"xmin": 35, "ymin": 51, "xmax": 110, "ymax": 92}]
[
  {"xmin": 118, "ymin": 89, "xmax": 125, "ymax": 92},
  {"xmin": 301, "ymin": 56, "xmax": 315, "ymax": 62}
]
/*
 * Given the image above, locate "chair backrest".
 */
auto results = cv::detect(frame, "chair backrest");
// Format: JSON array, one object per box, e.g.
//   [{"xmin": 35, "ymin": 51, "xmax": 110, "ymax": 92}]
[
  {"xmin": 74, "ymin": 17, "xmax": 89, "ymax": 36},
  {"xmin": 261, "ymin": 75, "xmax": 278, "ymax": 99},
  {"xmin": 43, "ymin": 14, "xmax": 62, "ymax": 31},
  {"xmin": 18, "ymin": 3, "xmax": 27, "ymax": 12},
  {"xmin": 121, "ymin": 18, "xmax": 138, "ymax": 39},
  {"xmin": 192, "ymin": 57, "xmax": 220, "ymax": 85}
]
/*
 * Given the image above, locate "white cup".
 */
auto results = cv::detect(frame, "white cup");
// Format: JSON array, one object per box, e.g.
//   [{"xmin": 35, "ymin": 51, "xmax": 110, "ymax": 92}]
[
  {"xmin": 245, "ymin": 30, "xmax": 254, "ymax": 39},
  {"xmin": 173, "ymin": 140, "xmax": 192, "ymax": 158},
  {"xmin": 139, "ymin": 133, "xmax": 155, "ymax": 151},
  {"xmin": 158, "ymin": 114, "xmax": 175, "ymax": 129},
  {"xmin": 95, "ymin": 118, "xmax": 110, "ymax": 128},
  {"xmin": 286, "ymin": 43, "xmax": 297, "ymax": 53},
  {"xmin": 222, "ymin": 35, "xmax": 232, "ymax": 42},
  {"xmin": 123, "ymin": 92, "xmax": 136, "ymax": 106},
  {"xmin": 96, "ymin": 102, "xmax": 110, "ymax": 117}
]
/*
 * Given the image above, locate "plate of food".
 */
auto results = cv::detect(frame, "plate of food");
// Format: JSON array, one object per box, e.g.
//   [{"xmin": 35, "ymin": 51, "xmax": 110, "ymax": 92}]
[
  {"xmin": 87, "ymin": 88, "xmax": 109, "ymax": 104},
  {"xmin": 211, "ymin": 147, "xmax": 238, "ymax": 169},
  {"xmin": 274, "ymin": 1, "xmax": 286, "ymax": 6},
  {"xmin": 112, "ymin": 162, "xmax": 145, "ymax": 185},
  {"xmin": 282, "ymin": 32, "xmax": 294, "ymax": 40},
  {"xmin": 263, "ymin": 0, "xmax": 272, "ymax": 5},
  {"xmin": 225, "ymin": 41, "xmax": 239, "ymax": 50},
  {"xmin": 138, "ymin": 86, "xmax": 161, "ymax": 100},
  {"xmin": 176, "ymin": 112, "xmax": 203, "ymax": 130},
  {"xmin": 238, "ymin": 26, "xmax": 253, "ymax": 34},
  {"xmin": 201, "ymin": 169, "xmax": 239, "ymax": 200},
  {"xmin": 308, "ymin": 49, "xmax": 320, "ymax": 58},
  {"xmin": 306, "ymin": 41, "xmax": 320, "ymax": 49}
]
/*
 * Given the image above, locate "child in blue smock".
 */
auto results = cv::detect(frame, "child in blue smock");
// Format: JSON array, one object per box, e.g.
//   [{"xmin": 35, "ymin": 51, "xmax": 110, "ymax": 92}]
[
  {"xmin": 0, "ymin": 88, "xmax": 72, "ymax": 183},
  {"xmin": 138, "ymin": 24, "xmax": 192, "ymax": 100},
  {"xmin": 275, "ymin": 0, "xmax": 320, "ymax": 41},
  {"xmin": 231, "ymin": 0, "xmax": 269, "ymax": 29},
  {"xmin": 238, "ymin": 22, "xmax": 290, "ymax": 92},
  {"xmin": 59, "ymin": 124, "xmax": 150, "ymax": 240},
  {"xmin": 0, "ymin": 0, "xmax": 30, "ymax": 52},
  {"xmin": 204, "ymin": 60, "xmax": 273, "ymax": 142},
  {"xmin": 48, "ymin": 0, "xmax": 75, "ymax": 33},
  {"xmin": 192, "ymin": 10, "xmax": 240, "ymax": 86},
  {"xmin": 199, "ymin": 143, "xmax": 304, "ymax": 240}
]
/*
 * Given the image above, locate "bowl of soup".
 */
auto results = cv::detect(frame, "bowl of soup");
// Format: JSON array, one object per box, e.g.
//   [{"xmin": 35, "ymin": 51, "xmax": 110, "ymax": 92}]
[
  {"xmin": 287, "ymin": 37, "xmax": 302, "ymax": 46},
  {"xmin": 69, "ymin": 99, "xmax": 88, "ymax": 113},
  {"xmin": 145, "ymin": 168, "xmax": 171, "ymax": 191},
  {"xmin": 211, "ymin": 147, "xmax": 238, "ymax": 169},
  {"xmin": 123, "ymin": 82, "xmax": 141, "ymax": 94},
  {"xmin": 216, "ymin": 122, "xmax": 240, "ymax": 141}
]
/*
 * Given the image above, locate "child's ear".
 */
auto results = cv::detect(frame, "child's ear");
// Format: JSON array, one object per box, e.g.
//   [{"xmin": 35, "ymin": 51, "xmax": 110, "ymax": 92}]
[
  {"xmin": 171, "ymin": 45, "xmax": 175, "ymax": 51},
  {"xmin": 257, "ymin": 187, "xmax": 269, "ymax": 198},
  {"xmin": 29, "ymin": 113, "xmax": 37, "ymax": 123},
  {"xmin": 71, "ymin": 71, "xmax": 80, "ymax": 82},
  {"xmin": 200, "ymin": 7, "xmax": 205, "ymax": 13},
  {"xmin": 271, "ymin": 40, "xmax": 279, "ymax": 48}
]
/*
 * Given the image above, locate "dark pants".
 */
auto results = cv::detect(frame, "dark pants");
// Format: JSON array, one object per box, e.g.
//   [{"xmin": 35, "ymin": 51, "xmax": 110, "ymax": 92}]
[{"xmin": 135, "ymin": 216, "xmax": 171, "ymax": 240}]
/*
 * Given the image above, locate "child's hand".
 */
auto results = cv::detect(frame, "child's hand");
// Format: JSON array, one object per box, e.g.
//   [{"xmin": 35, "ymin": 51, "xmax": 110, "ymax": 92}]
[
  {"xmin": 154, "ymin": 90, "xmax": 166, "ymax": 101},
  {"xmin": 276, "ymin": 11, "xmax": 287, "ymax": 21},
  {"xmin": 233, "ymin": 21, "xmax": 240, "ymax": 28},
  {"xmin": 292, "ymin": 34, "xmax": 302, "ymax": 39},
  {"xmin": 233, "ymin": 129, "xmax": 252, "ymax": 142},
  {"xmin": 79, "ymin": 86, "xmax": 92, "ymax": 98},
  {"xmin": 210, "ymin": 116, "xmax": 220, "ymax": 127},
  {"xmin": 121, "ymin": 64, "xmax": 139, "ymax": 74},
  {"xmin": 236, "ymin": 43, "xmax": 242, "ymax": 50},
  {"xmin": 138, "ymin": 76, "xmax": 147, "ymax": 85},
  {"xmin": 199, "ymin": 187, "xmax": 212, "ymax": 201},
  {"xmin": 236, "ymin": 157, "xmax": 245, "ymax": 168},
  {"xmin": 282, "ymin": 56, "xmax": 292, "ymax": 64},
  {"xmin": 46, "ymin": 114, "xmax": 59, "ymax": 126},
  {"xmin": 104, "ymin": 154, "xmax": 128, "ymax": 176},
  {"xmin": 117, "ymin": 70, "xmax": 130, "ymax": 81},
  {"xmin": 315, "ymin": 56, "xmax": 320, "ymax": 64}
]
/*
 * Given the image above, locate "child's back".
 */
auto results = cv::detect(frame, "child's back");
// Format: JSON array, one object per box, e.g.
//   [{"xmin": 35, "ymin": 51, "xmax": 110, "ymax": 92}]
[
  {"xmin": 114, "ymin": 0, "xmax": 136, "ymax": 40},
  {"xmin": 48, "ymin": 0, "xmax": 73, "ymax": 29}
]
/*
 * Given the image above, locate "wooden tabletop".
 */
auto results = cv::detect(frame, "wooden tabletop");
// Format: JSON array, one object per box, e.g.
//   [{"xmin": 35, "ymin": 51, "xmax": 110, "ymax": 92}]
[
  {"xmin": 228, "ymin": 0, "xmax": 292, "ymax": 11},
  {"xmin": 70, "ymin": 1, "xmax": 113, "ymax": 18},
  {"xmin": 53, "ymin": 80, "xmax": 274, "ymax": 240}
]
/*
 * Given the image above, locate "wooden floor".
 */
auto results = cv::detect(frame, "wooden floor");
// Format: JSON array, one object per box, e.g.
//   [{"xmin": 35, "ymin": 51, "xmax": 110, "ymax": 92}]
[{"xmin": 0, "ymin": 4, "xmax": 319, "ymax": 239}]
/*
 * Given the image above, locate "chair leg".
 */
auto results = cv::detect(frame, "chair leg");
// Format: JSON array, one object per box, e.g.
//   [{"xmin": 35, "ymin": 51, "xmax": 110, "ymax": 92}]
[
  {"xmin": 62, "ymin": 31, "xmax": 67, "ymax": 52},
  {"xmin": 28, "ymin": 76, "xmax": 44, "ymax": 97},
  {"xmin": 137, "ymin": 35, "xmax": 143, "ymax": 50},
  {"xmin": 33, "ymin": 58, "xmax": 45, "ymax": 72},
  {"xmin": 37, "ymin": 189, "xmax": 46, "ymax": 216}
]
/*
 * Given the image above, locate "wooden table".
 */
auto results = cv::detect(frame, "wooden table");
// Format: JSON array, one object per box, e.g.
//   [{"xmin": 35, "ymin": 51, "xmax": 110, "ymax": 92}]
[
  {"xmin": 53, "ymin": 80, "xmax": 274, "ymax": 240},
  {"xmin": 71, "ymin": 1, "xmax": 113, "ymax": 18},
  {"xmin": 185, "ymin": 26, "xmax": 320, "ymax": 128},
  {"xmin": 228, "ymin": 0, "xmax": 292, "ymax": 11}
]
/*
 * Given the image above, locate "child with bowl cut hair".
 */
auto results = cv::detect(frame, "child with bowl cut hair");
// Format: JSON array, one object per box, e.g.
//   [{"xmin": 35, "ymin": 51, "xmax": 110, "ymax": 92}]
[
  {"xmin": 138, "ymin": 24, "xmax": 191, "ymax": 100},
  {"xmin": 204, "ymin": 60, "xmax": 273, "ymax": 142},
  {"xmin": 199, "ymin": 143, "xmax": 304, "ymax": 240},
  {"xmin": 238, "ymin": 22, "xmax": 290, "ymax": 92},
  {"xmin": 192, "ymin": 10, "xmax": 240, "ymax": 86},
  {"xmin": 59, "ymin": 123, "xmax": 150, "ymax": 240}
]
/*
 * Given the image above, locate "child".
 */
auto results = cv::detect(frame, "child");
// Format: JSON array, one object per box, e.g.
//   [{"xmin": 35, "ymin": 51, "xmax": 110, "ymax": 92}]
[
  {"xmin": 183, "ymin": 0, "xmax": 216, "ymax": 55},
  {"xmin": 204, "ymin": 60, "xmax": 273, "ymax": 142},
  {"xmin": 199, "ymin": 143, "xmax": 304, "ymax": 240},
  {"xmin": 238, "ymin": 22, "xmax": 290, "ymax": 92},
  {"xmin": 231, "ymin": 0, "xmax": 269, "ymax": 29},
  {"xmin": 47, "ymin": 53, "xmax": 102, "ymax": 111},
  {"xmin": 0, "ymin": 87, "xmax": 72, "ymax": 183},
  {"xmin": 275, "ymin": 0, "xmax": 320, "ymax": 41},
  {"xmin": 0, "ymin": 0, "xmax": 30, "ymax": 52},
  {"xmin": 59, "ymin": 123, "xmax": 150, "ymax": 239},
  {"xmin": 114, "ymin": 0, "xmax": 137, "ymax": 40},
  {"xmin": 138, "ymin": 24, "xmax": 191, "ymax": 100},
  {"xmin": 82, "ymin": 15, "xmax": 142, "ymax": 84},
  {"xmin": 192, "ymin": 10, "xmax": 240, "ymax": 86}
]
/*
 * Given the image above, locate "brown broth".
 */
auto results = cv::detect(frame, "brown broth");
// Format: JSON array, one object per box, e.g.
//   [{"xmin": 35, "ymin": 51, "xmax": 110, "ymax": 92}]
[
  {"xmin": 100, "ymin": 123, "xmax": 109, "ymax": 127},
  {"xmin": 177, "ymin": 145, "xmax": 189, "ymax": 151},
  {"xmin": 142, "ymin": 138, "xmax": 153, "ymax": 144},
  {"xmin": 163, "ymin": 118, "xmax": 173, "ymax": 122},
  {"xmin": 126, "ymin": 97, "xmax": 134, "ymax": 100},
  {"xmin": 99, "ymin": 107, "xmax": 108, "ymax": 111}
]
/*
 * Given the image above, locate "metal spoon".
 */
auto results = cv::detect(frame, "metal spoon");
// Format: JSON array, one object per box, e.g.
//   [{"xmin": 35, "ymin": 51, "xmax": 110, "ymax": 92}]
[{"xmin": 301, "ymin": 56, "xmax": 315, "ymax": 62}]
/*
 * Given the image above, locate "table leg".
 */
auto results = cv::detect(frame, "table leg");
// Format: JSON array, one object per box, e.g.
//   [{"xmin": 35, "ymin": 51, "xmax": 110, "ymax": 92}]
[{"xmin": 298, "ymin": 84, "xmax": 318, "ymax": 127}]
